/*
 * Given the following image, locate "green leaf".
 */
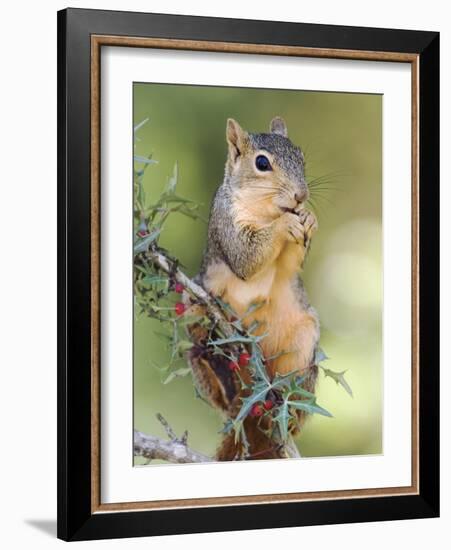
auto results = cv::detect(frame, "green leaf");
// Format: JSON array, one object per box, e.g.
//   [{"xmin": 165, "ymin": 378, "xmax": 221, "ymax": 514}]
[
  {"xmin": 250, "ymin": 343, "xmax": 270, "ymax": 384},
  {"xmin": 173, "ymin": 207, "xmax": 199, "ymax": 220},
  {"xmin": 233, "ymin": 369, "xmax": 306, "ymax": 429},
  {"xmin": 231, "ymin": 319, "xmax": 244, "ymax": 331},
  {"xmin": 214, "ymin": 297, "xmax": 238, "ymax": 318},
  {"xmin": 314, "ymin": 347, "xmax": 329, "ymax": 364},
  {"xmin": 135, "ymin": 172, "xmax": 146, "ymax": 210},
  {"xmin": 287, "ymin": 399, "xmax": 333, "ymax": 418},
  {"xmin": 273, "ymin": 400, "xmax": 292, "ymax": 441},
  {"xmin": 271, "ymin": 371, "xmax": 303, "ymax": 392},
  {"xmin": 176, "ymin": 340, "xmax": 194, "ymax": 352},
  {"xmin": 134, "ymin": 155, "xmax": 158, "ymax": 165},
  {"xmin": 220, "ymin": 419, "xmax": 235, "ymax": 434},
  {"xmin": 287, "ymin": 385, "xmax": 316, "ymax": 400},
  {"xmin": 242, "ymin": 300, "xmax": 266, "ymax": 317},
  {"xmin": 246, "ymin": 320, "xmax": 261, "ymax": 334},
  {"xmin": 133, "ymin": 229, "xmax": 161, "ymax": 255},
  {"xmin": 234, "ymin": 380, "xmax": 270, "ymax": 424},
  {"xmin": 163, "ymin": 194, "xmax": 198, "ymax": 205},
  {"xmin": 163, "ymin": 367, "xmax": 192, "ymax": 384},
  {"xmin": 321, "ymin": 367, "xmax": 353, "ymax": 397},
  {"xmin": 165, "ymin": 162, "xmax": 178, "ymax": 194},
  {"xmin": 140, "ymin": 275, "xmax": 168, "ymax": 286}
]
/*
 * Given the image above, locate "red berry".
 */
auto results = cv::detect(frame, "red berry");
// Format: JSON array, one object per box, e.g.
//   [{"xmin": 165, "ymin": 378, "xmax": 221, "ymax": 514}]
[
  {"xmin": 228, "ymin": 361, "xmax": 240, "ymax": 372},
  {"xmin": 238, "ymin": 353, "xmax": 250, "ymax": 367},
  {"xmin": 174, "ymin": 282, "xmax": 184, "ymax": 294},
  {"xmin": 137, "ymin": 229, "xmax": 149, "ymax": 238},
  {"xmin": 250, "ymin": 404, "xmax": 263, "ymax": 417},
  {"xmin": 175, "ymin": 302, "xmax": 186, "ymax": 316},
  {"xmin": 263, "ymin": 400, "xmax": 273, "ymax": 411}
]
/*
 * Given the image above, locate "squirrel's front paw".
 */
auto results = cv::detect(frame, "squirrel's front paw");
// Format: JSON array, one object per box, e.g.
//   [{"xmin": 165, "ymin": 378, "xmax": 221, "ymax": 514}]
[
  {"xmin": 279, "ymin": 210, "xmax": 317, "ymax": 247},
  {"xmin": 279, "ymin": 212, "xmax": 305, "ymax": 244},
  {"xmin": 298, "ymin": 210, "xmax": 318, "ymax": 248}
]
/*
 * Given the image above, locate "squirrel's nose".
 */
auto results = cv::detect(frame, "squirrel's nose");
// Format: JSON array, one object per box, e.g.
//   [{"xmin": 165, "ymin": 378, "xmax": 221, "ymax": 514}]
[{"xmin": 294, "ymin": 191, "xmax": 307, "ymax": 204}]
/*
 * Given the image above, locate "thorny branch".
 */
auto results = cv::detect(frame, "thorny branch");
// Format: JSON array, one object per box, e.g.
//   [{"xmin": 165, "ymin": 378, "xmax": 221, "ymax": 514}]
[
  {"xmin": 134, "ymin": 415, "xmax": 301, "ymax": 464},
  {"xmin": 134, "ymin": 415, "xmax": 212, "ymax": 464},
  {"xmin": 144, "ymin": 247, "xmax": 235, "ymax": 339}
]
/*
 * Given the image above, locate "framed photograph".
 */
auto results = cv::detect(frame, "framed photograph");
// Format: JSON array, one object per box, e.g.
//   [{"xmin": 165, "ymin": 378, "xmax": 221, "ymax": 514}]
[{"xmin": 57, "ymin": 8, "xmax": 439, "ymax": 541}]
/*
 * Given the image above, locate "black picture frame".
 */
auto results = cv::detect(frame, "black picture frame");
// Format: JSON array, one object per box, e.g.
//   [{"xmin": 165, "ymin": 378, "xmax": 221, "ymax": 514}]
[{"xmin": 57, "ymin": 7, "xmax": 439, "ymax": 541}]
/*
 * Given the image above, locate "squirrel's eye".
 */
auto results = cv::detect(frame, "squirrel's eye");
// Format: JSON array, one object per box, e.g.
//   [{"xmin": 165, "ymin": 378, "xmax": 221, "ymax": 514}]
[{"xmin": 255, "ymin": 155, "xmax": 272, "ymax": 172}]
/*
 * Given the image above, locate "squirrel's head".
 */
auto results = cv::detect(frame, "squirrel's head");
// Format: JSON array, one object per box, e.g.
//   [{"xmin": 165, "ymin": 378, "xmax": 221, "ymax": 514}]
[{"xmin": 225, "ymin": 117, "xmax": 308, "ymax": 222}]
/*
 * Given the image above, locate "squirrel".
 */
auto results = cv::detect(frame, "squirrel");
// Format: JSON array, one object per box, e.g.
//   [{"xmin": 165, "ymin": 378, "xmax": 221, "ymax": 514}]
[{"xmin": 186, "ymin": 116, "xmax": 319, "ymax": 461}]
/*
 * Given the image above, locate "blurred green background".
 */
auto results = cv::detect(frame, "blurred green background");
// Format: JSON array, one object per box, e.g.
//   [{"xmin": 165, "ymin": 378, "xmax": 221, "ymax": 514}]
[{"xmin": 133, "ymin": 83, "xmax": 382, "ymax": 463}]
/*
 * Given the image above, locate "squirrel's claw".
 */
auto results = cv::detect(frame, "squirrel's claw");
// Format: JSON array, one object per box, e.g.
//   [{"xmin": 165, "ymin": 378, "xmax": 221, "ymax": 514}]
[{"xmin": 298, "ymin": 210, "xmax": 318, "ymax": 248}]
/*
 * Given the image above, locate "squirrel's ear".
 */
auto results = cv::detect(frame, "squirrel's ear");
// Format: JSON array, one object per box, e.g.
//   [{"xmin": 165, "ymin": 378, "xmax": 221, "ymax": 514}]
[
  {"xmin": 270, "ymin": 116, "xmax": 288, "ymax": 137},
  {"xmin": 226, "ymin": 118, "xmax": 246, "ymax": 163}
]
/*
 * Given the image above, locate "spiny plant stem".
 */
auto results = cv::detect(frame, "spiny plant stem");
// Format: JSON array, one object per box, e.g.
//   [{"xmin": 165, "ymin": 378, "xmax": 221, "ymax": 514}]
[{"xmin": 144, "ymin": 246, "xmax": 235, "ymax": 339}]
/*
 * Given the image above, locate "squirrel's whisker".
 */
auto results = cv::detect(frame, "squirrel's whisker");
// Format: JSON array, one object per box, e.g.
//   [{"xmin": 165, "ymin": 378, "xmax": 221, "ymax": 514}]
[
  {"xmin": 307, "ymin": 171, "xmax": 347, "ymax": 187},
  {"xmin": 309, "ymin": 186, "xmax": 340, "ymax": 194},
  {"xmin": 308, "ymin": 192, "xmax": 335, "ymax": 207},
  {"xmin": 307, "ymin": 179, "xmax": 337, "ymax": 188},
  {"xmin": 308, "ymin": 178, "xmax": 339, "ymax": 188},
  {"xmin": 309, "ymin": 190, "xmax": 339, "ymax": 197},
  {"xmin": 306, "ymin": 197, "xmax": 326, "ymax": 217},
  {"xmin": 307, "ymin": 168, "xmax": 349, "ymax": 180}
]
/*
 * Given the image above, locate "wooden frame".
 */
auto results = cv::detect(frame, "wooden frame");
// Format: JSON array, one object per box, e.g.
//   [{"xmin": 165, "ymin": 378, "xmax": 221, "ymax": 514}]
[{"xmin": 58, "ymin": 7, "xmax": 439, "ymax": 541}]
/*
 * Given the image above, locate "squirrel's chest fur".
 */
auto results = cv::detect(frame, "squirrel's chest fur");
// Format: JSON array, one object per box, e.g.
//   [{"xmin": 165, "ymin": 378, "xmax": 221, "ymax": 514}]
[{"xmin": 203, "ymin": 243, "xmax": 316, "ymax": 377}]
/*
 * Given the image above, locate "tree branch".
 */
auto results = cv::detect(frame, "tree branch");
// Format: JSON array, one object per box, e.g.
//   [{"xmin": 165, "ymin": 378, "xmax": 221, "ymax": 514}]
[
  {"xmin": 145, "ymin": 247, "xmax": 235, "ymax": 338},
  {"xmin": 134, "ymin": 429, "xmax": 212, "ymax": 464},
  {"xmin": 285, "ymin": 436, "xmax": 302, "ymax": 459},
  {"xmin": 134, "ymin": 429, "xmax": 300, "ymax": 463}
]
